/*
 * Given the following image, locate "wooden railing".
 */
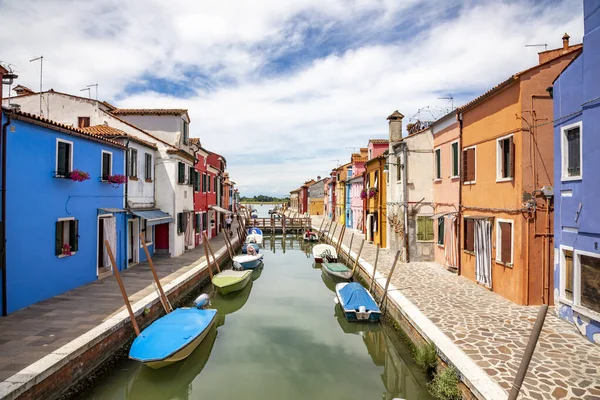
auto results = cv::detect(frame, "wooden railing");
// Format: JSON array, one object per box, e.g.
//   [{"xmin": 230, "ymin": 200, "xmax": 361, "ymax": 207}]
[{"xmin": 246, "ymin": 215, "xmax": 312, "ymax": 233}]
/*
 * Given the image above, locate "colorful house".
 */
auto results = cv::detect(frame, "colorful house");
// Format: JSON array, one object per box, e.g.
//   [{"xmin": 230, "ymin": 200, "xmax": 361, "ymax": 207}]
[
  {"xmin": 289, "ymin": 188, "xmax": 300, "ymax": 213},
  {"xmin": 348, "ymin": 173, "xmax": 364, "ymax": 232},
  {"xmin": 552, "ymin": 1, "xmax": 600, "ymax": 343},
  {"xmin": 459, "ymin": 37, "xmax": 581, "ymax": 305},
  {"xmin": 364, "ymin": 139, "xmax": 389, "ymax": 246},
  {"xmin": 307, "ymin": 177, "xmax": 325, "ymax": 216},
  {"xmin": 1, "ymin": 108, "xmax": 126, "ymax": 314},
  {"xmin": 328, "ymin": 171, "xmax": 337, "ymax": 221},
  {"xmin": 323, "ymin": 177, "xmax": 332, "ymax": 217},
  {"xmin": 335, "ymin": 163, "xmax": 350, "ymax": 225}
]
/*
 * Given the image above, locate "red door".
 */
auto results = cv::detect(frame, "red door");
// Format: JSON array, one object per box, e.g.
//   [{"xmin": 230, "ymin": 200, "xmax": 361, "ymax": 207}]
[{"xmin": 155, "ymin": 224, "xmax": 169, "ymax": 250}]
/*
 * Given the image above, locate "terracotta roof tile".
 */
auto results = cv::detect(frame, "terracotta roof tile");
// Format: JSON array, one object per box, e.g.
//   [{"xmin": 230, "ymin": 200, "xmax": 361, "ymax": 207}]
[
  {"xmin": 111, "ymin": 108, "xmax": 188, "ymax": 117},
  {"xmin": 3, "ymin": 108, "xmax": 125, "ymax": 149},
  {"xmin": 80, "ymin": 125, "xmax": 158, "ymax": 150},
  {"xmin": 369, "ymin": 139, "xmax": 389, "ymax": 144}
]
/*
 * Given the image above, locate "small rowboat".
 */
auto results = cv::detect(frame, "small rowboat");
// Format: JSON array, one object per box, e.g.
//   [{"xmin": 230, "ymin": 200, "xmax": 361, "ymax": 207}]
[
  {"xmin": 335, "ymin": 282, "xmax": 381, "ymax": 322},
  {"xmin": 129, "ymin": 306, "xmax": 218, "ymax": 369},
  {"xmin": 232, "ymin": 253, "xmax": 263, "ymax": 270},
  {"xmin": 247, "ymin": 227, "xmax": 263, "ymax": 236},
  {"xmin": 322, "ymin": 262, "xmax": 353, "ymax": 282},
  {"xmin": 242, "ymin": 243, "xmax": 260, "ymax": 254},
  {"xmin": 303, "ymin": 232, "xmax": 318, "ymax": 242},
  {"xmin": 212, "ymin": 270, "xmax": 253, "ymax": 295},
  {"xmin": 312, "ymin": 244, "xmax": 337, "ymax": 263}
]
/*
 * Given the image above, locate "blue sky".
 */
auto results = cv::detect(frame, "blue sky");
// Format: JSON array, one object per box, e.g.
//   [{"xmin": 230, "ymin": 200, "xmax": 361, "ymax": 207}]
[{"xmin": 0, "ymin": 0, "xmax": 584, "ymax": 196}]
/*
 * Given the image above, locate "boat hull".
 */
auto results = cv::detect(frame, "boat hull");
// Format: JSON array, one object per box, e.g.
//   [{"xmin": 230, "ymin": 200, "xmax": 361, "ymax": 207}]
[
  {"xmin": 335, "ymin": 282, "xmax": 381, "ymax": 323},
  {"xmin": 312, "ymin": 244, "xmax": 338, "ymax": 263},
  {"xmin": 239, "ymin": 259, "xmax": 262, "ymax": 269},
  {"xmin": 322, "ymin": 263, "xmax": 353, "ymax": 283},
  {"xmin": 214, "ymin": 271, "xmax": 252, "ymax": 295}
]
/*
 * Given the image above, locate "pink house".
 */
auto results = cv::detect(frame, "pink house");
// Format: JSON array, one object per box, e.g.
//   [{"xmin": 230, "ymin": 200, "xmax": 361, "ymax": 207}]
[{"xmin": 348, "ymin": 151, "xmax": 367, "ymax": 232}]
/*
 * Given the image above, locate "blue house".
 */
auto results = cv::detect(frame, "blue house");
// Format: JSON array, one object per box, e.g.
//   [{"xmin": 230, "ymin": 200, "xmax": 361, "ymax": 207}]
[
  {"xmin": 552, "ymin": 0, "xmax": 600, "ymax": 344},
  {"xmin": 1, "ymin": 108, "xmax": 127, "ymax": 315},
  {"xmin": 345, "ymin": 166, "xmax": 353, "ymax": 228}
]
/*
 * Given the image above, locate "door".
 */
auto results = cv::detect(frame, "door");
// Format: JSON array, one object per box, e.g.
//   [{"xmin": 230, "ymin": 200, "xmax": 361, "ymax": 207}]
[
  {"xmin": 474, "ymin": 219, "xmax": 492, "ymax": 288},
  {"xmin": 98, "ymin": 219, "xmax": 104, "ymax": 274},
  {"xmin": 128, "ymin": 220, "xmax": 134, "ymax": 263},
  {"xmin": 155, "ymin": 223, "xmax": 169, "ymax": 250}
]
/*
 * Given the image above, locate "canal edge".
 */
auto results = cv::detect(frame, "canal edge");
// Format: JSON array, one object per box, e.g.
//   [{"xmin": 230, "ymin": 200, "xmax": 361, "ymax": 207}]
[
  {"xmin": 0, "ymin": 235, "xmax": 240, "ymax": 400},
  {"xmin": 315, "ymin": 224, "xmax": 507, "ymax": 400}
]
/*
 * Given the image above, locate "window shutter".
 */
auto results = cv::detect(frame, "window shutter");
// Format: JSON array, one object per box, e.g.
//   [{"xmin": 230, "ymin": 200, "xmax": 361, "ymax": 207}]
[
  {"xmin": 70, "ymin": 220, "xmax": 79, "ymax": 251},
  {"xmin": 55, "ymin": 222, "xmax": 63, "ymax": 255},
  {"xmin": 465, "ymin": 219, "xmax": 475, "ymax": 252},
  {"xmin": 508, "ymin": 136, "xmax": 515, "ymax": 178},
  {"xmin": 462, "ymin": 150, "xmax": 468, "ymax": 182},
  {"xmin": 467, "ymin": 148, "xmax": 475, "ymax": 181},
  {"xmin": 500, "ymin": 222, "xmax": 511, "ymax": 263},
  {"xmin": 438, "ymin": 217, "xmax": 444, "ymax": 245}
]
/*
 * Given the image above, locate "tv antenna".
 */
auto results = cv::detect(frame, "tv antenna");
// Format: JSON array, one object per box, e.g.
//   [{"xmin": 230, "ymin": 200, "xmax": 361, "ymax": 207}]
[
  {"xmin": 438, "ymin": 95, "xmax": 454, "ymax": 109},
  {"xmin": 331, "ymin": 159, "xmax": 340, "ymax": 167},
  {"xmin": 29, "ymin": 55, "xmax": 43, "ymax": 115},
  {"xmin": 525, "ymin": 43, "xmax": 548, "ymax": 51},
  {"xmin": 0, "ymin": 62, "xmax": 19, "ymax": 106},
  {"xmin": 87, "ymin": 83, "xmax": 98, "ymax": 100},
  {"xmin": 80, "ymin": 87, "xmax": 91, "ymax": 98}
]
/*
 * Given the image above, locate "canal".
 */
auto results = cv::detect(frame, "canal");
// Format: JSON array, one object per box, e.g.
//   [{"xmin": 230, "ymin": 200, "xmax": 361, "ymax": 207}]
[{"xmin": 79, "ymin": 234, "xmax": 432, "ymax": 400}]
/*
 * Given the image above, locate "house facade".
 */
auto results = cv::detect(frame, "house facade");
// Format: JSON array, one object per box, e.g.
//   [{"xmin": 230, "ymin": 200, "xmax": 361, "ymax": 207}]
[
  {"xmin": 1, "ymin": 108, "xmax": 126, "ymax": 314},
  {"xmin": 552, "ymin": 1, "xmax": 600, "ymax": 344},
  {"xmin": 335, "ymin": 163, "xmax": 350, "ymax": 225},
  {"xmin": 364, "ymin": 154, "xmax": 387, "ymax": 247},
  {"xmin": 289, "ymin": 188, "xmax": 300, "ymax": 213},
  {"xmin": 459, "ymin": 39, "xmax": 581, "ymax": 305},
  {"xmin": 432, "ymin": 112, "xmax": 461, "ymax": 270},
  {"xmin": 348, "ymin": 174, "xmax": 364, "ymax": 232},
  {"xmin": 323, "ymin": 178, "xmax": 331, "ymax": 217},
  {"xmin": 307, "ymin": 178, "xmax": 325, "ymax": 216}
]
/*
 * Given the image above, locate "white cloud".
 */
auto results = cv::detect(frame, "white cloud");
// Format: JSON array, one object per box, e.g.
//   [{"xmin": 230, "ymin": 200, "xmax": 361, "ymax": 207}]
[{"xmin": 0, "ymin": 0, "xmax": 584, "ymax": 196}]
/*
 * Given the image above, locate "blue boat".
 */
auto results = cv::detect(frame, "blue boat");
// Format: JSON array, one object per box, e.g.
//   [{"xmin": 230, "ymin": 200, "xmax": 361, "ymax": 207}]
[
  {"xmin": 232, "ymin": 254, "xmax": 264, "ymax": 269},
  {"xmin": 335, "ymin": 282, "xmax": 381, "ymax": 323},
  {"xmin": 247, "ymin": 227, "xmax": 263, "ymax": 236},
  {"xmin": 242, "ymin": 243, "xmax": 260, "ymax": 254},
  {"xmin": 129, "ymin": 307, "xmax": 218, "ymax": 369}
]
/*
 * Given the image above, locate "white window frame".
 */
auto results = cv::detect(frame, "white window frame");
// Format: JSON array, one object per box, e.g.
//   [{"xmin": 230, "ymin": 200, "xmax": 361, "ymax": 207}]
[
  {"xmin": 561, "ymin": 121, "xmax": 583, "ymax": 181},
  {"xmin": 434, "ymin": 148, "xmax": 442, "ymax": 181},
  {"xmin": 572, "ymin": 249, "xmax": 600, "ymax": 320},
  {"xmin": 559, "ymin": 245, "xmax": 574, "ymax": 304},
  {"xmin": 450, "ymin": 140, "xmax": 460, "ymax": 179},
  {"xmin": 128, "ymin": 148, "xmax": 138, "ymax": 178},
  {"xmin": 463, "ymin": 145, "xmax": 476, "ymax": 185},
  {"xmin": 57, "ymin": 217, "xmax": 76, "ymax": 258},
  {"xmin": 416, "ymin": 215, "xmax": 434, "ymax": 243},
  {"xmin": 144, "ymin": 153, "xmax": 153, "ymax": 181},
  {"xmin": 140, "ymin": 219, "xmax": 153, "ymax": 246},
  {"xmin": 495, "ymin": 218, "xmax": 514, "ymax": 266},
  {"xmin": 55, "ymin": 138, "xmax": 74, "ymax": 177},
  {"xmin": 101, "ymin": 150, "xmax": 112, "ymax": 181},
  {"xmin": 496, "ymin": 134, "xmax": 514, "ymax": 182}
]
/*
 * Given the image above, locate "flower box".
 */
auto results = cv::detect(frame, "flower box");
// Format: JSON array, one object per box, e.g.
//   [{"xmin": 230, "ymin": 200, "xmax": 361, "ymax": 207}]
[
  {"xmin": 105, "ymin": 174, "xmax": 127, "ymax": 186},
  {"xmin": 62, "ymin": 244, "xmax": 72, "ymax": 256},
  {"xmin": 70, "ymin": 170, "xmax": 90, "ymax": 182}
]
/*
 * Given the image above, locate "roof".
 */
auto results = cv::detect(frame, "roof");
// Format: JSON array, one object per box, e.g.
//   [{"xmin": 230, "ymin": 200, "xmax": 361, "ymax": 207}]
[
  {"xmin": 80, "ymin": 125, "xmax": 158, "ymax": 150},
  {"xmin": 387, "ymin": 110, "xmax": 404, "ymax": 120},
  {"xmin": 369, "ymin": 139, "xmax": 389, "ymax": 145},
  {"xmin": 13, "ymin": 84, "xmax": 34, "ymax": 93},
  {"xmin": 2, "ymin": 108, "xmax": 125, "ymax": 149},
  {"xmin": 458, "ymin": 46, "xmax": 582, "ymax": 114},
  {"xmin": 166, "ymin": 148, "xmax": 195, "ymax": 162},
  {"xmin": 0, "ymin": 65, "xmax": 7, "ymax": 74},
  {"xmin": 110, "ymin": 108, "xmax": 190, "ymax": 121},
  {"xmin": 290, "ymin": 188, "xmax": 301, "ymax": 193}
]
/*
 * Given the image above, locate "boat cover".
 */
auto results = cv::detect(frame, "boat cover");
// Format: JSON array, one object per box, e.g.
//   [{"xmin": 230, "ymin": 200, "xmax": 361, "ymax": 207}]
[
  {"xmin": 339, "ymin": 282, "xmax": 380, "ymax": 311},
  {"xmin": 242, "ymin": 243, "xmax": 260, "ymax": 253},
  {"xmin": 233, "ymin": 254, "xmax": 263, "ymax": 263},
  {"xmin": 247, "ymin": 228, "xmax": 263, "ymax": 235},
  {"xmin": 324, "ymin": 263, "xmax": 350, "ymax": 272},
  {"xmin": 129, "ymin": 308, "xmax": 217, "ymax": 362}
]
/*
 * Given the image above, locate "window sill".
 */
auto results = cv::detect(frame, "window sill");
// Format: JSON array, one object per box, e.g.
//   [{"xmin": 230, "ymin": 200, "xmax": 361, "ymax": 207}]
[
  {"xmin": 496, "ymin": 177, "xmax": 513, "ymax": 183},
  {"xmin": 129, "ymin": 176, "xmax": 139, "ymax": 181},
  {"xmin": 433, "ymin": 179, "xmax": 442, "ymax": 183},
  {"xmin": 450, "ymin": 175, "xmax": 460, "ymax": 181},
  {"xmin": 416, "ymin": 240, "xmax": 434, "ymax": 243},
  {"xmin": 140, "ymin": 242, "xmax": 153, "ymax": 248},
  {"xmin": 462, "ymin": 181, "xmax": 476, "ymax": 185},
  {"xmin": 177, "ymin": 232, "xmax": 184, "ymax": 235},
  {"xmin": 58, "ymin": 252, "xmax": 77, "ymax": 258},
  {"xmin": 463, "ymin": 250, "xmax": 475, "ymax": 255},
  {"xmin": 561, "ymin": 176, "xmax": 582, "ymax": 182},
  {"xmin": 145, "ymin": 179, "xmax": 153, "ymax": 183},
  {"xmin": 557, "ymin": 297, "xmax": 573, "ymax": 307},
  {"xmin": 571, "ymin": 304, "xmax": 600, "ymax": 322},
  {"xmin": 437, "ymin": 244, "xmax": 444, "ymax": 248},
  {"xmin": 495, "ymin": 259, "xmax": 513, "ymax": 268}
]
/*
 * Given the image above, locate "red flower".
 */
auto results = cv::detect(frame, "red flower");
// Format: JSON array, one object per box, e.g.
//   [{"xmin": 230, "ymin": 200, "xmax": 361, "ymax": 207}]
[{"xmin": 70, "ymin": 170, "xmax": 90, "ymax": 182}]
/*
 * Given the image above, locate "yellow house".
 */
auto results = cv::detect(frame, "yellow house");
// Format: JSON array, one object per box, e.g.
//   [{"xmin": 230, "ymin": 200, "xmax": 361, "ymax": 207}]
[
  {"xmin": 335, "ymin": 163, "xmax": 350, "ymax": 226},
  {"xmin": 364, "ymin": 155, "xmax": 387, "ymax": 248}
]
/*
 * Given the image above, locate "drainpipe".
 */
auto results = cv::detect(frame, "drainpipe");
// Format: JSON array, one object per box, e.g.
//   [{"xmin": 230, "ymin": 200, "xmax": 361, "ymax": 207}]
[
  {"xmin": 457, "ymin": 113, "xmax": 463, "ymax": 276},
  {"xmin": 1, "ymin": 113, "xmax": 10, "ymax": 316},
  {"xmin": 401, "ymin": 142, "xmax": 409, "ymax": 262}
]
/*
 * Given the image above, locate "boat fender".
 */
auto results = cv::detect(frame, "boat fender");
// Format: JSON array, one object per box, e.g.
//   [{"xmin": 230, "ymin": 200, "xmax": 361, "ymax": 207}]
[
  {"xmin": 334, "ymin": 297, "xmax": 339, "ymax": 305},
  {"xmin": 233, "ymin": 261, "xmax": 244, "ymax": 271},
  {"xmin": 194, "ymin": 293, "xmax": 210, "ymax": 308}
]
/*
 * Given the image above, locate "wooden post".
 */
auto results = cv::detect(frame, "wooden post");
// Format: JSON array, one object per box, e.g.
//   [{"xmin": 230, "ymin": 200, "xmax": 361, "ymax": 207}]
[
  {"xmin": 330, "ymin": 223, "xmax": 338, "ymax": 245},
  {"xmin": 202, "ymin": 238, "xmax": 214, "ymax": 281},
  {"xmin": 104, "ymin": 240, "xmax": 140, "ymax": 336},
  {"xmin": 203, "ymin": 232, "xmax": 221, "ymax": 273},
  {"xmin": 223, "ymin": 230, "xmax": 234, "ymax": 259},
  {"xmin": 351, "ymin": 239, "xmax": 365, "ymax": 276},
  {"xmin": 140, "ymin": 233, "xmax": 172, "ymax": 313},
  {"xmin": 347, "ymin": 232, "xmax": 354, "ymax": 266},
  {"xmin": 336, "ymin": 225, "xmax": 346, "ymax": 255},
  {"xmin": 368, "ymin": 244, "xmax": 380, "ymax": 294},
  {"xmin": 379, "ymin": 250, "xmax": 401, "ymax": 308}
]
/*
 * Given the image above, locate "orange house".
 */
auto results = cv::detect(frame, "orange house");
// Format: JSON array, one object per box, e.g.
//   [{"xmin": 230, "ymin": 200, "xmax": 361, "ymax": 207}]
[{"xmin": 459, "ymin": 37, "xmax": 581, "ymax": 305}]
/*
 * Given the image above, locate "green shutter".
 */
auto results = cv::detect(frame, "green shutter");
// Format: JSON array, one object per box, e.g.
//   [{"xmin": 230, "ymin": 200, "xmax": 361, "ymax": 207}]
[
  {"xmin": 55, "ymin": 222, "xmax": 63, "ymax": 255},
  {"xmin": 178, "ymin": 163, "xmax": 185, "ymax": 183},
  {"xmin": 70, "ymin": 220, "xmax": 79, "ymax": 251},
  {"xmin": 438, "ymin": 217, "xmax": 444, "ymax": 245}
]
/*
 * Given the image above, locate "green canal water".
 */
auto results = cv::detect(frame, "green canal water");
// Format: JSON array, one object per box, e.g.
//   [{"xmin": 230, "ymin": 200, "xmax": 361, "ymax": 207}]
[{"xmin": 80, "ymin": 234, "xmax": 433, "ymax": 400}]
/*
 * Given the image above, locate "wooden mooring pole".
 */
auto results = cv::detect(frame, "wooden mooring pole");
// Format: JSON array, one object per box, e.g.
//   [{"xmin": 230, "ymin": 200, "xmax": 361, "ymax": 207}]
[
  {"xmin": 140, "ymin": 233, "xmax": 172, "ymax": 313},
  {"xmin": 330, "ymin": 223, "xmax": 338, "ymax": 245},
  {"xmin": 379, "ymin": 250, "xmax": 401, "ymax": 308},
  {"xmin": 203, "ymin": 232, "xmax": 221, "ymax": 273},
  {"xmin": 346, "ymin": 232, "xmax": 354, "ymax": 265},
  {"xmin": 368, "ymin": 244, "xmax": 380, "ymax": 294},
  {"xmin": 351, "ymin": 239, "xmax": 365, "ymax": 277},
  {"xmin": 317, "ymin": 218, "xmax": 325, "ymax": 235},
  {"xmin": 336, "ymin": 225, "xmax": 346, "ymax": 256}
]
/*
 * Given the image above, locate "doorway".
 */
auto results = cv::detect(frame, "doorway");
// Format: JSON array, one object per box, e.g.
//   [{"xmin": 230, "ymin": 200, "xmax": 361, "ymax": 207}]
[
  {"xmin": 128, "ymin": 220, "xmax": 134, "ymax": 264},
  {"xmin": 97, "ymin": 215, "xmax": 115, "ymax": 278},
  {"xmin": 155, "ymin": 223, "xmax": 169, "ymax": 254}
]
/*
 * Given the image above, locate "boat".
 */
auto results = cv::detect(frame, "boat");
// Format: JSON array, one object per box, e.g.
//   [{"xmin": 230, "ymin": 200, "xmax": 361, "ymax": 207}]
[
  {"xmin": 246, "ymin": 228, "xmax": 263, "ymax": 246},
  {"xmin": 210, "ymin": 281, "xmax": 252, "ymax": 315},
  {"xmin": 312, "ymin": 244, "xmax": 338, "ymax": 263},
  {"xmin": 303, "ymin": 231, "xmax": 318, "ymax": 242},
  {"xmin": 212, "ymin": 269, "xmax": 253, "ymax": 295},
  {"xmin": 335, "ymin": 282, "xmax": 381, "ymax": 322},
  {"xmin": 242, "ymin": 243, "xmax": 260, "ymax": 254},
  {"xmin": 247, "ymin": 227, "xmax": 263, "ymax": 236},
  {"xmin": 334, "ymin": 302, "xmax": 383, "ymax": 335},
  {"xmin": 322, "ymin": 262, "xmax": 353, "ymax": 282},
  {"xmin": 320, "ymin": 271, "xmax": 337, "ymax": 292},
  {"xmin": 232, "ymin": 253, "xmax": 264, "ymax": 269},
  {"xmin": 129, "ymin": 303, "xmax": 218, "ymax": 369},
  {"xmin": 251, "ymin": 265, "xmax": 263, "ymax": 281}
]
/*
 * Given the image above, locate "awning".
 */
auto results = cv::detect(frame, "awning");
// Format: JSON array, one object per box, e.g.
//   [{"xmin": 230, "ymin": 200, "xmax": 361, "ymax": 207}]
[
  {"xmin": 131, "ymin": 209, "xmax": 173, "ymax": 226},
  {"xmin": 210, "ymin": 205, "xmax": 231, "ymax": 214}
]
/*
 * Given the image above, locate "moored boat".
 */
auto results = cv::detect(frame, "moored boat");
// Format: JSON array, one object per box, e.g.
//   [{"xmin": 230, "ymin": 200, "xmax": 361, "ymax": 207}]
[
  {"xmin": 303, "ymin": 231, "xmax": 318, "ymax": 242},
  {"xmin": 335, "ymin": 282, "xmax": 381, "ymax": 322},
  {"xmin": 212, "ymin": 269, "xmax": 253, "ymax": 295},
  {"xmin": 312, "ymin": 244, "xmax": 338, "ymax": 263},
  {"xmin": 232, "ymin": 253, "xmax": 264, "ymax": 269},
  {"xmin": 247, "ymin": 227, "xmax": 263, "ymax": 236},
  {"xmin": 242, "ymin": 243, "xmax": 260, "ymax": 254},
  {"xmin": 322, "ymin": 262, "xmax": 353, "ymax": 282}
]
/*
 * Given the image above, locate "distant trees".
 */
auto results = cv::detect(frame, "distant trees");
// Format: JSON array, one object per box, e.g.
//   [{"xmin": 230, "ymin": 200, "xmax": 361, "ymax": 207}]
[{"xmin": 240, "ymin": 195, "xmax": 286, "ymax": 203}]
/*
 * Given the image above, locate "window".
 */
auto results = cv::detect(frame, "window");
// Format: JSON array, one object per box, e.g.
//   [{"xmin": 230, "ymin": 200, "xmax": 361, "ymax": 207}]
[
  {"xmin": 397, "ymin": 159, "xmax": 402, "ymax": 182},
  {"xmin": 127, "ymin": 148, "xmax": 138, "ymax": 178},
  {"xmin": 579, "ymin": 253, "xmax": 600, "ymax": 314},
  {"xmin": 348, "ymin": 167, "xmax": 353, "ymax": 178},
  {"xmin": 196, "ymin": 213, "xmax": 201, "ymax": 232},
  {"xmin": 55, "ymin": 219, "xmax": 78, "ymax": 256},
  {"xmin": 214, "ymin": 177, "xmax": 217, "ymax": 192},
  {"xmin": 101, "ymin": 151, "xmax": 112, "ymax": 181},
  {"xmin": 464, "ymin": 218, "xmax": 475, "ymax": 252},
  {"xmin": 202, "ymin": 173, "xmax": 207, "ymax": 192},
  {"xmin": 437, "ymin": 217, "xmax": 444, "ymax": 245},
  {"xmin": 77, "ymin": 117, "xmax": 90, "ymax": 128},
  {"xmin": 416, "ymin": 216, "xmax": 434, "ymax": 241},
  {"xmin": 561, "ymin": 247, "xmax": 574, "ymax": 301},
  {"xmin": 202, "ymin": 212, "xmax": 207, "ymax": 231},
  {"xmin": 177, "ymin": 212, "xmax": 187, "ymax": 234},
  {"xmin": 462, "ymin": 146, "xmax": 476, "ymax": 184},
  {"xmin": 56, "ymin": 139, "xmax": 73, "ymax": 177},
  {"xmin": 561, "ymin": 123, "xmax": 582, "ymax": 180},
  {"xmin": 178, "ymin": 162, "xmax": 185, "ymax": 184},
  {"xmin": 497, "ymin": 135, "xmax": 514, "ymax": 181},
  {"xmin": 207, "ymin": 175, "xmax": 211, "ymax": 192},
  {"xmin": 144, "ymin": 153, "xmax": 152, "ymax": 180},
  {"xmin": 188, "ymin": 166, "xmax": 194, "ymax": 186},
  {"xmin": 194, "ymin": 171, "xmax": 200, "ymax": 192},
  {"xmin": 495, "ymin": 219, "xmax": 513, "ymax": 265},
  {"xmin": 141, "ymin": 219, "xmax": 153, "ymax": 244},
  {"xmin": 451, "ymin": 141, "xmax": 459, "ymax": 178},
  {"xmin": 182, "ymin": 121, "xmax": 189, "ymax": 145},
  {"xmin": 435, "ymin": 148, "xmax": 441, "ymax": 180}
]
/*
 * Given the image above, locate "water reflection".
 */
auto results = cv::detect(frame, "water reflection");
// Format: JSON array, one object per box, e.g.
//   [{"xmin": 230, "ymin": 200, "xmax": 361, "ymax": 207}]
[{"xmin": 210, "ymin": 280, "xmax": 253, "ymax": 316}]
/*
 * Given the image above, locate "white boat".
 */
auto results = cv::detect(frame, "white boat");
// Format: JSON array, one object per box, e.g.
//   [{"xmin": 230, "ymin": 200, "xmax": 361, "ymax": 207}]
[
  {"xmin": 312, "ymin": 244, "xmax": 338, "ymax": 263},
  {"xmin": 232, "ymin": 253, "xmax": 264, "ymax": 270}
]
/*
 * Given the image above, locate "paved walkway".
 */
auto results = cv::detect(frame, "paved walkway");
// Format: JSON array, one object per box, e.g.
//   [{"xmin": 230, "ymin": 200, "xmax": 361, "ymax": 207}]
[
  {"xmin": 314, "ymin": 216, "xmax": 600, "ymax": 400},
  {"xmin": 0, "ymin": 224, "xmax": 239, "ymax": 382}
]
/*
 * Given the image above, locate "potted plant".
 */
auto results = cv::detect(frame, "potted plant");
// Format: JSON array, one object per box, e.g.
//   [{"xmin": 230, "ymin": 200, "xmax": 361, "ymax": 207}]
[
  {"xmin": 368, "ymin": 187, "xmax": 378, "ymax": 198},
  {"xmin": 105, "ymin": 174, "xmax": 127, "ymax": 187},
  {"xmin": 70, "ymin": 170, "xmax": 90, "ymax": 182},
  {"xmin": 360, "ymin": 188, "xmax": 368, "ymax": 199},
  {"xmin": 62, "ymin": 244, "xmax": 72, "ymax": 256}
]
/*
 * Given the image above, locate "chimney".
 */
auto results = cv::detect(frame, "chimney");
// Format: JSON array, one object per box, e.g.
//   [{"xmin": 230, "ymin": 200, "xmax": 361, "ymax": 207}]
[
  {"xmin": 387, "ymin": 110, "xmax": 404, "ymax": 142},
  {"xmin": 562, "ymin": 33, "xmax": 570, "ymax": 50},
  {"xmin": 317, "ymin": 176, "xmax": 321, "ymax": 180}
]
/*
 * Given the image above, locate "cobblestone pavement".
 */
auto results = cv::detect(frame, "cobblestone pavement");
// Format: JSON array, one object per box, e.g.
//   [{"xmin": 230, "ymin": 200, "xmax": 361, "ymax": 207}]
[
  {"xmin": 313, "ymin": 216, "xmax": 600, "ymax": 400},
  {"xmin": 0, "ymin": 223, "xmax": 240, "ymax": 382}
]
